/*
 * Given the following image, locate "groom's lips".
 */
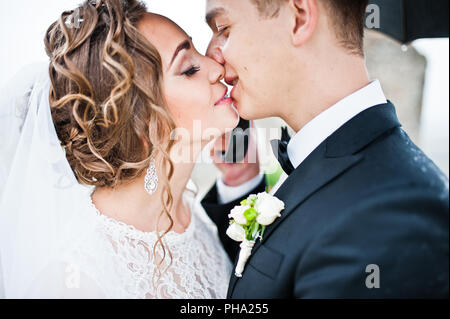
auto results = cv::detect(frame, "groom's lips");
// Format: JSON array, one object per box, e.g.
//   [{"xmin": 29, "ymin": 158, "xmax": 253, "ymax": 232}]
[
  {"xmin": 225, "ymin": 76, "xmax": 237, "ymax": 86},
  {"xmin": 223, "ymin": 76, "xmax": 239, "ymax": 108},
  {"xmin": 225, "ymin": 76, "xmax": 239, "ymax": 102},
  {"xmin": 230, "ymin": 84, "xmax": 239, "ymax": 108},
  {"xmin": 231, "ymin": 86, "xmax": 237, "ymax": 100}
]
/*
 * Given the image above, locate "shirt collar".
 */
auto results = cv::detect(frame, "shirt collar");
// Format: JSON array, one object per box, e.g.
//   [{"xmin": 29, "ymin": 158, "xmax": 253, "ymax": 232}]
[{"xmin": 287, "ymin": 80, "xmax": 387, "ymax": 169}]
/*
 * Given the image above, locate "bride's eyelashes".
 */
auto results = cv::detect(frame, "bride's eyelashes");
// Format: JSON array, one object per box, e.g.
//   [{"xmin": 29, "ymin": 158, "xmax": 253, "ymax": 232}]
[{"xmin": 182, "ymin": 66, "xmax": 200, "ymax": 77}]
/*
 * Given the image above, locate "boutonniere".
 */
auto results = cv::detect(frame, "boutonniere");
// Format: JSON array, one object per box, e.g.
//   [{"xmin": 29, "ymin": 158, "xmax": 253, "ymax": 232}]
[{"xmin": 226, "ymin": 192, "xmax": 285, "ymax": 277}]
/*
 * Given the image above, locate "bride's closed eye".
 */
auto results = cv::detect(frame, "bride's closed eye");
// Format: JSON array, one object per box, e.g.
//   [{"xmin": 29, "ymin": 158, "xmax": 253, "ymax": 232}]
[{"xmin": 182, "ymin": 65, "xmax": 200, "ymax": 77}]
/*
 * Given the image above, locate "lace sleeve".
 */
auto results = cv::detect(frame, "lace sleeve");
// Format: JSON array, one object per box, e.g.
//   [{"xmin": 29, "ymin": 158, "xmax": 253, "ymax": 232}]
[{"xmin": 23, "ymin": 262, "xmax": 106, "ymax": 299}]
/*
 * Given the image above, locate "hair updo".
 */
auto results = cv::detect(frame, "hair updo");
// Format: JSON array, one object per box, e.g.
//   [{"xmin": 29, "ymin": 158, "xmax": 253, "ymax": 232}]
[
  {"xmin": 45, "ymin": 0, "xmax": 177, "ymax": 280},
  {"xmin": 45, "ymin": 0, "xmax": 176, "ymax": 188}
]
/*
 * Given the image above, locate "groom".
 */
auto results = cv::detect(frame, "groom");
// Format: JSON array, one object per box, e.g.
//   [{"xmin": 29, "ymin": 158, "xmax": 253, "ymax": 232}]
[{"xmin": 201, "ymin": 0, "xmax": 449, "ymax": 298}]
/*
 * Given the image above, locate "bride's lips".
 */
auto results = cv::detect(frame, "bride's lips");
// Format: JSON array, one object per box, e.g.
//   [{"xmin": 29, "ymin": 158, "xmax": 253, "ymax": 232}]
[{"xmin": 214, "ymin": 89, "xmax": 232, "ymax": 106}]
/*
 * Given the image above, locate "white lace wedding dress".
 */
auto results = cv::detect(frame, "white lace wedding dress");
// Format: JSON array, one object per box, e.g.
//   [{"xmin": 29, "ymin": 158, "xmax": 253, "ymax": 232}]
[
  {"xmin": 0, "ymin": 65, "xmax": 232, "ymax": 299},
  {"xmin": 22, "ymin": 185, "xmax": 232, "ymax": 299}
]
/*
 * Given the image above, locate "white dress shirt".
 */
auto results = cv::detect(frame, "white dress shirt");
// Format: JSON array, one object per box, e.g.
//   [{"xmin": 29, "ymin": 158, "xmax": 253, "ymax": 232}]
[
  {"xmin": 217, "ymin": 80, "xmax": 387, "ymax": 202},
  {"xmin": 216, "ymin": 173, "xmax": 265, "ymax": 204},
  {"xmin": 287, "ymin": 80, "xmax": 387, "ymax": 169}
]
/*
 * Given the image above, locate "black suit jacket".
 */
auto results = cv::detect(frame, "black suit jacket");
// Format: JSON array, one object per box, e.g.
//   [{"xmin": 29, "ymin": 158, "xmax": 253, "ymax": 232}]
[{"xmin": 202, "ymin": 102, "xmax": 449, "ymax": 298}]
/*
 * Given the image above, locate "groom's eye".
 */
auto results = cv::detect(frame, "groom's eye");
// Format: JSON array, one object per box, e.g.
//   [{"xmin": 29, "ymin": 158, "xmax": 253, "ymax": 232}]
[
  {"xmin": 182, "ymin": 66, "xmax": 200, "ymax": 77},
  {"xmin": 217, "ymin": 25, "xmax": 230, "ymax": 37}
]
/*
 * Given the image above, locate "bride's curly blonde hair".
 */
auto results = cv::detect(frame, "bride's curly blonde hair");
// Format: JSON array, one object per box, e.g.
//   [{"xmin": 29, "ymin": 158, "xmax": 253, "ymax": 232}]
[{"xmin": 45, "ymin": 0, "xmax": 176, "ymax": 280}]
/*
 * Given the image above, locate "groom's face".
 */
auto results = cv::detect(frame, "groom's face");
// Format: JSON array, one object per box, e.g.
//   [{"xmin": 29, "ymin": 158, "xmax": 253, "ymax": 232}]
[{"xmin": 205, "ymin": 0, "xmax": 292, "ymax": 120}]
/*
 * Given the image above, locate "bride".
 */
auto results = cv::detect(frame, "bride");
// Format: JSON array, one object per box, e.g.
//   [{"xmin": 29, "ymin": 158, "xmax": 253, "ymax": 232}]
[{"xmin": 0, "ymin": 0, "xmax": 238, "ymax": 298}]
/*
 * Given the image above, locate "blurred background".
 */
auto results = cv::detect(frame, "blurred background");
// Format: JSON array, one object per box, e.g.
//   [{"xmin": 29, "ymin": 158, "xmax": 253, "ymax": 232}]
[{"xmin": 0, "ymin": 0, "xmax": 448, "ymax": 197}]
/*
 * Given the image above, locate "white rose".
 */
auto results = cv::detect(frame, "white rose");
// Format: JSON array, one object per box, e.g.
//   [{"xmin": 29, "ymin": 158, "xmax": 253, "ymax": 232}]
[
  {"xmin": 255, "ymin": 192, "xmax": 285, "ymax": 226},
  {"xmin": 226, "ymin": 222, "xmax": 246, "ymax": 242},
  {"xmin": 229, "ymin": 205, "xmax": 250, "ymax": 225}
]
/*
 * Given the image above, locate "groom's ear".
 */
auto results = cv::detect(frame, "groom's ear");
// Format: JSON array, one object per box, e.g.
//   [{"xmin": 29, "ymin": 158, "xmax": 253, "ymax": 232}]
[{"xmin": 288, "ymin": 0, "xmax": 318, "ymax": 47}]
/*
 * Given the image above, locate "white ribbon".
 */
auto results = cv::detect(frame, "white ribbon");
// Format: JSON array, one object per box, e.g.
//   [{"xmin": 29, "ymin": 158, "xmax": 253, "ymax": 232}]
[{"xmin": 235, "ymin": 240, "xmax": 256, "ymax": 277}]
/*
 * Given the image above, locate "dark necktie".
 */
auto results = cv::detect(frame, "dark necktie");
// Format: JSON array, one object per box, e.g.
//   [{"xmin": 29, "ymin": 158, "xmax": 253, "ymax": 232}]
[{"xmin": 270, "ymin": 127, "xmax": 295, "ymax": 176}]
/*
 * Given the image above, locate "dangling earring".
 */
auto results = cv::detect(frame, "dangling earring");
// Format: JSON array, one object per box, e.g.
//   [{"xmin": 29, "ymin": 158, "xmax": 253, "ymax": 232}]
[{"xmin": 144, "ymin": 158, "xmax": 158, "ymax": 195}]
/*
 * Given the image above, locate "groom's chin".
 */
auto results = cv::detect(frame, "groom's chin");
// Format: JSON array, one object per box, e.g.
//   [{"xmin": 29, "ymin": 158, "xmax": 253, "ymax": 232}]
[
  {"xmin": 236, "ymin": 105, "xmax": 260, "ymax": 122},
  {"xmin": 233, "ymin": 99, "xmax": 262, "ymax": 121}
]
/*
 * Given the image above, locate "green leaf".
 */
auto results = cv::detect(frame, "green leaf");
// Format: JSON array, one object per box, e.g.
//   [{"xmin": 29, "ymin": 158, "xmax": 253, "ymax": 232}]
[
  {"xmin": 265, "ymin": 166, "xmax": 284, "ymax": 190},
  {"xmin": 244, "ymin": 221, "xmax": 260, "ymax": 241},
  {"xmin": 240, "ymin": 199, "xmax": 248, "ymax": 206},
  {"xmin": 244, "ymin": 208, "xmax": 258, "ymax": 224},
  {"xmin": 251, "ymin": 222, "xmax": 260, "ymax": 239},
  {"xmin": 245, "ymin": 226, "xmax": 252, "ymax": 241},
  {"xmin": 260, "ymin": 225, "xmax": 266, "ymax": 242},
  {"xmin": 247, "ymin": 195, "xmax": 258, "ymax": 207}
]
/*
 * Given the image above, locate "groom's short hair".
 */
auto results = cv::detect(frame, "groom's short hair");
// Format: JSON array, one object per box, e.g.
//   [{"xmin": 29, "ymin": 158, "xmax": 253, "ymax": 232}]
[{"xmin": 252, "ymin": 0, "xmax": 369, "ymax": 56}]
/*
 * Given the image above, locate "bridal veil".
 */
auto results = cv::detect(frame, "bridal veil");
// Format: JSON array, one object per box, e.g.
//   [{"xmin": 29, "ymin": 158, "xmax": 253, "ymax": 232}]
[{"xmin": 0, "ymin": 64, "xmax": 100, "ymax": 298}]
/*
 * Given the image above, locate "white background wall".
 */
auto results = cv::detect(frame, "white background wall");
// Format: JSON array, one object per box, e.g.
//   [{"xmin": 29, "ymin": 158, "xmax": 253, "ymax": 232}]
[
  {"xmin": 0, "ymin": 0, "xmax": 448, "ymax": 175},
  {"xmin": 0, "ymin": 0, "xmax": 212, "ymax": 84}
]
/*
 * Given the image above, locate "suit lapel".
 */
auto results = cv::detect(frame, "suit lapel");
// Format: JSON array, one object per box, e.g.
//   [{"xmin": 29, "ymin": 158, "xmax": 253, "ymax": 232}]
[
  {"xmin": 227, "ymin": 102, "xmax": 402, "ymax": 298},
  {"xmin": 227, "ymin": 146, "xmax": 363, "ymax": 297},
  {"xmin": 263, "ymin": 153, "xmax": 364, "ymax": 245}
]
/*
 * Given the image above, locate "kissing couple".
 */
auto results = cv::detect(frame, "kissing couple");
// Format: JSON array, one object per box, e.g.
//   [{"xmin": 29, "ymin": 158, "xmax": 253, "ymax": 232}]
[{"xmin": 0, "ymin": 0, "xmax": 448, "ymax": 299}]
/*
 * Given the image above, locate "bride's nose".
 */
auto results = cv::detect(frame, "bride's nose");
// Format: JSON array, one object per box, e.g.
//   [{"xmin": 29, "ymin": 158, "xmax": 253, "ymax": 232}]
[{"xmin": 208, "ymin": 59, "xmax": 225, "ymax": 84}]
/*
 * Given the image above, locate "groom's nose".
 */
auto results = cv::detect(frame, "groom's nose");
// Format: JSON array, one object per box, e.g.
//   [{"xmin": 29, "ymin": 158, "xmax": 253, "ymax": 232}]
[{"xmin": 206, "ymin": 38, "xmax": 225, "ymax": 65}]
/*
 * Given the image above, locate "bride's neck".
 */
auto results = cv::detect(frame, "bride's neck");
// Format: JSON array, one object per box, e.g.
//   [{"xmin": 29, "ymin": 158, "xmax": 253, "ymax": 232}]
[{"xmin": 92, "ymin": 142, "xmax": 200, "ymax": 232}]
